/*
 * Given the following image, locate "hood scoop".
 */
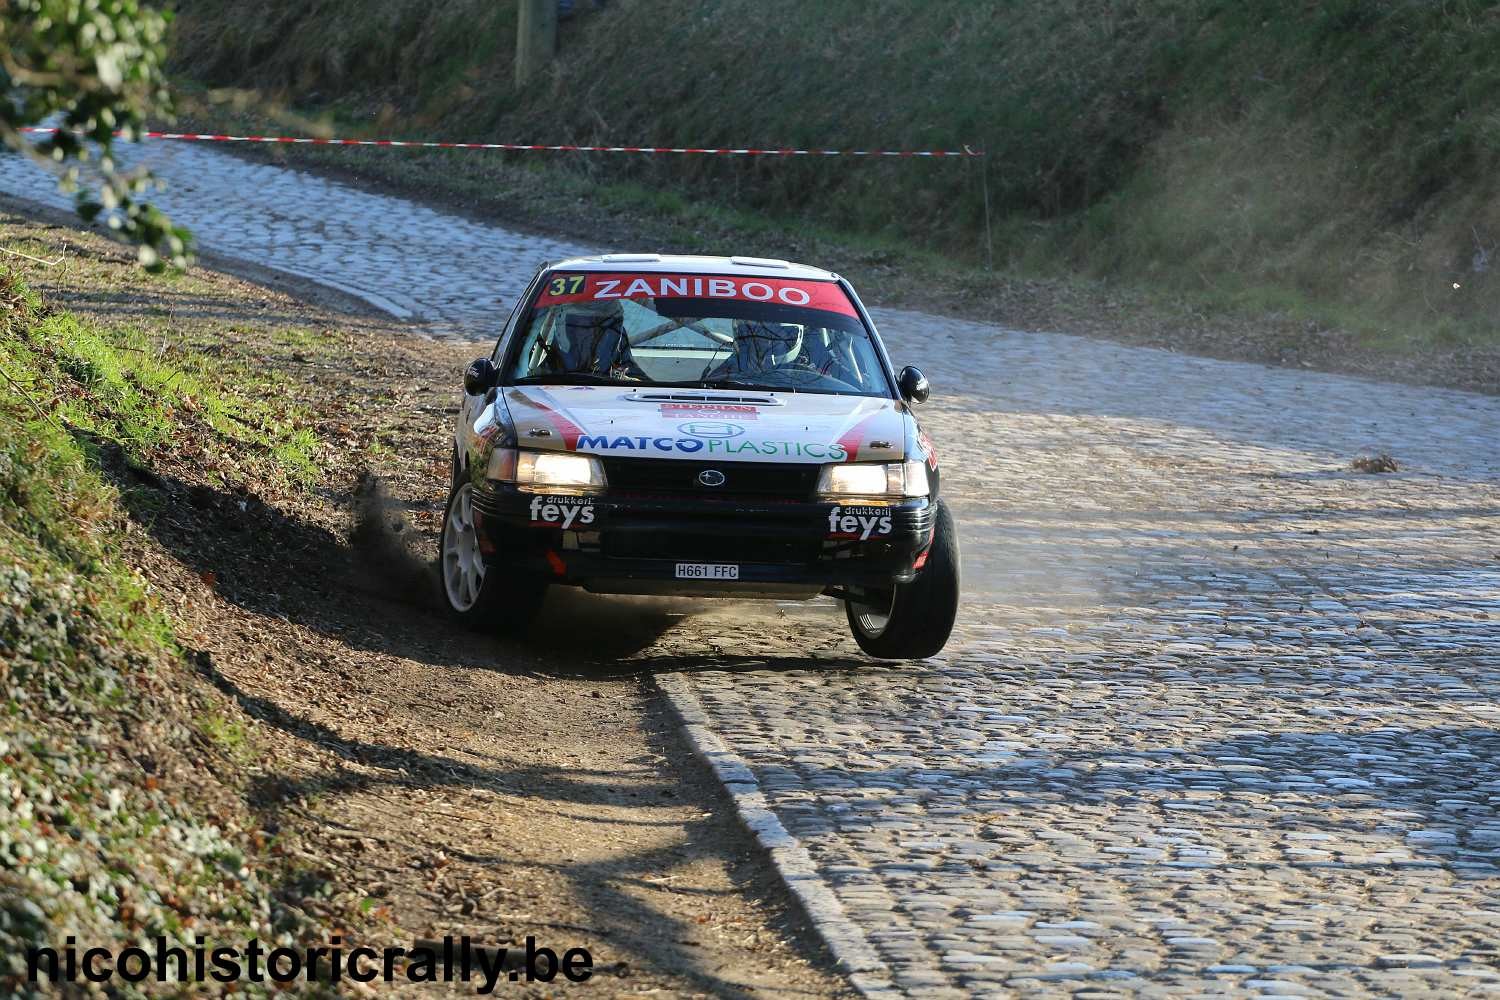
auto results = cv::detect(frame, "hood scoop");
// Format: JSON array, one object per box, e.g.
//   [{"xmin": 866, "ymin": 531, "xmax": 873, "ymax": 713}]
[{"xmin": 623, "ymin": 390, "xmax": 782, "ymax": 406}]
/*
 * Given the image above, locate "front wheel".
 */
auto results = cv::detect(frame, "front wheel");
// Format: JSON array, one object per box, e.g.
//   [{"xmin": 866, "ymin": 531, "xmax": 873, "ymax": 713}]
[
  {"xmin": 439, "ymin": 480, "xmax": 546, "ymax": 635},
  {"xmin": 845, "ymin": 499, "xmax": 960, "ymax": 659}
]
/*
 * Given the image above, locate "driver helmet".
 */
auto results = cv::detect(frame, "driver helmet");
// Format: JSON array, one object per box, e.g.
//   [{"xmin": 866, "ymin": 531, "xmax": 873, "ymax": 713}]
[
  {"xmin": 736, "ymin": 321, "xmax": 803, "ymax": 368},
  {"xmin": 556, "ymin": 301, "xmax": 626, "ymax": 372}
]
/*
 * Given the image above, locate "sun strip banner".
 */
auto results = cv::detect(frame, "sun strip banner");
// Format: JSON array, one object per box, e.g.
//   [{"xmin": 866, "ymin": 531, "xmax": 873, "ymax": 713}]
[{"xmin": 533, "ymin": 272, "xmax": 859, "ymax": 316}]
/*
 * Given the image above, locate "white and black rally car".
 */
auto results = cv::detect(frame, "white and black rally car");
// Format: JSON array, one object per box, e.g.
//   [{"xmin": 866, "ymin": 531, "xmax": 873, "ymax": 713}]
[{"xmin": 439, "ymin": 254, "xmax": 958, "ymax": 658}]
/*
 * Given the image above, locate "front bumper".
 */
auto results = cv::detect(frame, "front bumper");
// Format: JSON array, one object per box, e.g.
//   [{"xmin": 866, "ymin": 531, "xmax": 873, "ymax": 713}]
[{"xmin": 470, "ymin": 481, "xmax": 935, "ymax": 596}]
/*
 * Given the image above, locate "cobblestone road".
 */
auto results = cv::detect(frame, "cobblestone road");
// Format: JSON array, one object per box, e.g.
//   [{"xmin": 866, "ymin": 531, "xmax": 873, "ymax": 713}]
[
  {"xmin": 0, "ymin": 139, "xmax": 591, "ymax": 333},
  {"xmin": 6, "ymin": 143, "xmax": 1500, "ymax": 997},
  {"xmin": 666, "ymin": 319, "xmax": 1500, "ymax": 997}
]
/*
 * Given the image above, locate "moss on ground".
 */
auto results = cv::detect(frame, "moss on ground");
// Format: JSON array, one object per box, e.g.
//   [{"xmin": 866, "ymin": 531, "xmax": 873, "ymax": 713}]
[{"xmin": 0, "ymin": 262, "xmax": 342, "ymax": 996}]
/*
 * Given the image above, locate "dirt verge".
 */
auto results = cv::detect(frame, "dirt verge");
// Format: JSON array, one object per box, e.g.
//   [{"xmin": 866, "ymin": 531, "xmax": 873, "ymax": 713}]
[{"xmin": 1, "ymin": 209, "xmax": 853, "ymax": 997}]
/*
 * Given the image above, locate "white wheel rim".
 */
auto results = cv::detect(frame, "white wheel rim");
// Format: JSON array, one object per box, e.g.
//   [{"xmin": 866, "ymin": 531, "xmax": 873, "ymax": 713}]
[
  {"xmin": 443, "ymin": 483, "xmax": 486, "ymax": 611},
  {"xmin": 851, "ymin": 587, "xmax": 895, "ymax": 637}
]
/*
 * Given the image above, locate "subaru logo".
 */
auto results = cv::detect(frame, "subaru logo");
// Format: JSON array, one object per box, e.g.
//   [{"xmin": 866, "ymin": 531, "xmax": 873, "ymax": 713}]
[
  {"xmin": 678, "ymin": 420, "xmax": 744, "ymax": 439},
  {"xmin": 698, "ymin": 469, "xmax": 727, "ymax": 487}
]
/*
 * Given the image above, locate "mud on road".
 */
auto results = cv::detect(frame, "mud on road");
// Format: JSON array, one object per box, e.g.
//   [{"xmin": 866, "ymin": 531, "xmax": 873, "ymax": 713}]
[{"xmin": 0, "ymin": 211, "xmax": 854, "ymax": 998}]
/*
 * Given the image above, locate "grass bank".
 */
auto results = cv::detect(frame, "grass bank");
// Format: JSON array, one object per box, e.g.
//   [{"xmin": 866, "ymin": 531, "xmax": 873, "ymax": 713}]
[
  {"xmin": 0, "ymin": 211, "xmax": 857, "ymax": 997},
  {"xmin": 0, "ymin": 243, "xmax": 354, "ymax": 994},
  {"xmin": 168, "ymin": 0, "xmax": 1500, "ymax": 369}
]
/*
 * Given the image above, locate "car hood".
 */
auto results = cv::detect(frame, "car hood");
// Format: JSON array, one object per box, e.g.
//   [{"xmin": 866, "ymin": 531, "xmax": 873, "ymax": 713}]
[{"xmin": 501, "ymin": 385, "xmax": 906, "ymax": 464}]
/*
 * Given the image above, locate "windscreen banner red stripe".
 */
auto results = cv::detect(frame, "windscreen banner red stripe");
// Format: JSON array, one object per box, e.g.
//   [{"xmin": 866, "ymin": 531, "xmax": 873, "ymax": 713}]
[{"xmin": 535, "ymin": 272, "xmax": 858, "ymax": 317}]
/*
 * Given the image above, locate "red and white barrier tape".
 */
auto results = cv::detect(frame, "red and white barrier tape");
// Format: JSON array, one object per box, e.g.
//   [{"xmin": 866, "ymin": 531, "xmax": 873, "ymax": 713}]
[{"xmin": 17, "ymin": 126, "xmax": 982, "ymax": 158}]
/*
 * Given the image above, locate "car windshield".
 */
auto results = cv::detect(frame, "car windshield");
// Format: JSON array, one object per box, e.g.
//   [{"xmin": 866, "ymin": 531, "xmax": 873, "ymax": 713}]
[{"xmin": 506, "ymin": 271, "xmax": 891, "ymax": 396}]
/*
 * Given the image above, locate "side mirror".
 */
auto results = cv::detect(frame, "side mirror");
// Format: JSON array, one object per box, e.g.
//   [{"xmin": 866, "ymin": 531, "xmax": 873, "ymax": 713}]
[
  {"xmin": 897, "ymin": 365, "xmax": 930, "ymax": 403},
  {"xmin": 464, "ymin": 358, "xmax": 498, "ymax": 396}
]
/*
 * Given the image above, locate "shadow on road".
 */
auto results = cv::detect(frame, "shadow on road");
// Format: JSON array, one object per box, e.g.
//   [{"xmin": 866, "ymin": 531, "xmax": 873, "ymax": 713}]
[
  {"xmin": 189, "ymin": 647, "xmax": 828, "ymax": 999},
  {"xmin": 105, "ymin": 457, "xmax": 842, "ymax": 997},
  {"xmin": 113, "ymin": 463, "xmax": 666, "ymax": 671},
  {"xmin": 117, "ymin": 460, "xmax": 874, "ymax": 676}
]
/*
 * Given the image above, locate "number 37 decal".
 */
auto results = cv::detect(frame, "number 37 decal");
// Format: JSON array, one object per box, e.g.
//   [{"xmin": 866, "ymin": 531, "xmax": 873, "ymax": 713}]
[{"xmin": 548, "ymin": 275, "xmax": 586, "ymax": 296}]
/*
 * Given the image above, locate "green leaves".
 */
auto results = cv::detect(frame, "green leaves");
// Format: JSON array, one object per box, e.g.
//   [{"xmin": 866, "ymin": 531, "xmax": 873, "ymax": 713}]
[{"xmin": 1, "ymin": 0, "xmax": 190, "ymax": 270}]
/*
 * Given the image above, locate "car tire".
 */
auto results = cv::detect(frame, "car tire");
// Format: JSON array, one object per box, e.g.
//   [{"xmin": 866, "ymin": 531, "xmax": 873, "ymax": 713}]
[
  {"xmin": 845, "ymin": 499, "xmax": 960, "ymax": 659},
  {"xmin": 439, "ymin": 480, "xmax": 546, "ymax": 636}
]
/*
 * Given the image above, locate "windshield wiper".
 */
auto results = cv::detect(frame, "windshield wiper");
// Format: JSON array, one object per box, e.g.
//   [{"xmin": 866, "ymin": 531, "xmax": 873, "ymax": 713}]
[
  {"xmin": 699, "ymin": 377, "xmax": 773, "ymax": 390},
  {"xmin": 699, "ymin": 377, "xmax": 798, "ymax": 394},
  {"xmin": 514, "ymin": 372, "xmax": 637, "ymax": 386}
]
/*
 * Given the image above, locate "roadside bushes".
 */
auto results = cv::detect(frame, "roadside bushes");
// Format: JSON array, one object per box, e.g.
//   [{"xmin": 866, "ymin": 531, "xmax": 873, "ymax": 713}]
[{"xmin": 171, "ymin": 0, "xmax": 1500, "ymax": 338}]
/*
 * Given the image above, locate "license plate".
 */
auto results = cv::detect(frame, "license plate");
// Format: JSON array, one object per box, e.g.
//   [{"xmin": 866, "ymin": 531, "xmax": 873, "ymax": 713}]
[{"xmin": 675, "ymin": 562, "xmax": 739, "ymax": 580}]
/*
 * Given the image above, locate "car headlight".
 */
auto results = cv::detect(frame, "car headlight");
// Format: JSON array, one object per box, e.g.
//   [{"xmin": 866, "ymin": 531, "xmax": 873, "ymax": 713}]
[
  {"xmin": 817, "ymin": 460, "xmax": 928, "ymax": 499},
  {"xmin": 487, "ymin": 448, "xmax": 606, "ymax": 492}
]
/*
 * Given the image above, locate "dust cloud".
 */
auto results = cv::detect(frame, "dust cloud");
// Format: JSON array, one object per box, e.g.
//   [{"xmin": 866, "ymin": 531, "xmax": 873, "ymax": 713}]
[
  {"xmin": 347, "ymin": 472, "xmax": 725, "ymax": 649},
  {"xmin": 349, "ymin": 472, "xmax": 442, "ymax": 610}
]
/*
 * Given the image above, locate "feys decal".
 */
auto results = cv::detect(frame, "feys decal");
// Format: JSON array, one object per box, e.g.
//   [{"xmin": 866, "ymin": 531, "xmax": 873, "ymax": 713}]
[
  {"xmin": 827, "ymin": 505, "xmax": 894, "ymax": 540},
  {"xmin": 534, "ymin": 272, "xmax": 858, "ymax": 317},
  {"xmin": 528, "ymin": 495, "xmax": 596, "ymax": 528}
]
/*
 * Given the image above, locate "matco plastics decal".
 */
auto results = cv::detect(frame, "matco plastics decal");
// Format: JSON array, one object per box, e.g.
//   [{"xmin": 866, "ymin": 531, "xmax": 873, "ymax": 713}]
[
  {"xmin": 528, "ymin": 495, "xmax": 596, "ymax": 528},
  {"xmin": 535, "ymin": 273, "xmax": 858, "ymax": 317},
  {"xmin": 828, "ymin": 505, "xmax": 894, "ymax": 540},
  {"xmin": 576, "ymin": 420, "xmax": 848, "ymax": 460},
  {"xmin": 573, "ymin": 434, "xmax": 848, "ymax": 460},
  {"xmin": 508, "ymin": 386, "xmax": 900, "ymax": 465}
]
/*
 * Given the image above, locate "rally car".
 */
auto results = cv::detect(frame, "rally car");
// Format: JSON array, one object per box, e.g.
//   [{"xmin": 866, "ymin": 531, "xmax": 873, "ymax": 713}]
[{"xmin": 439, "ymin": 253, "xmax": 959, "ymax": 658}]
